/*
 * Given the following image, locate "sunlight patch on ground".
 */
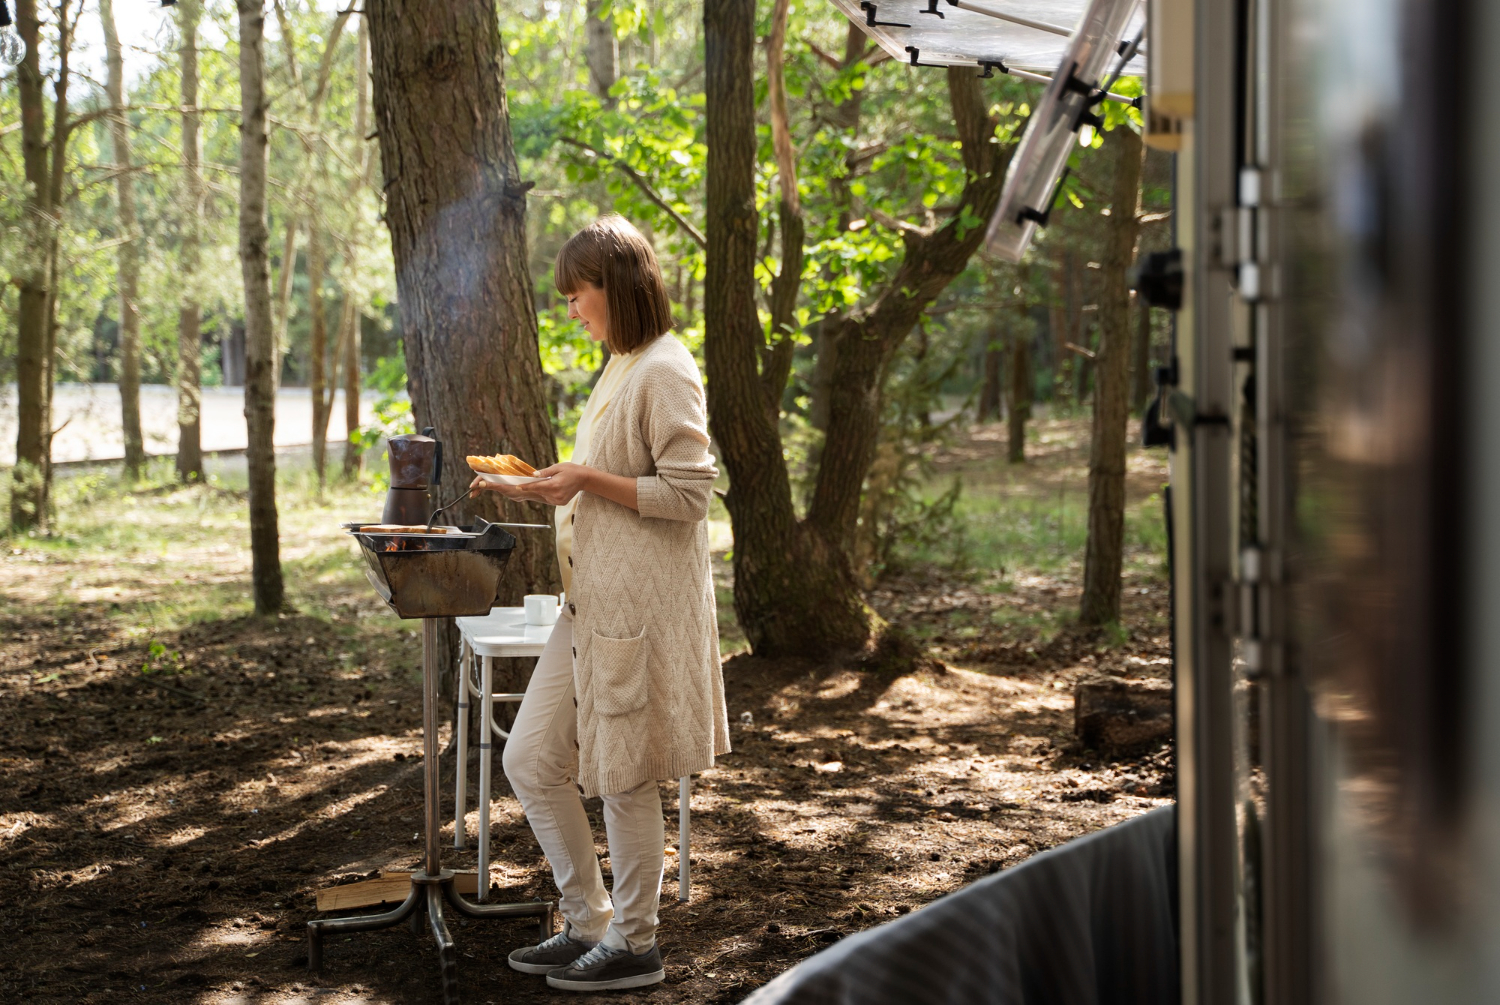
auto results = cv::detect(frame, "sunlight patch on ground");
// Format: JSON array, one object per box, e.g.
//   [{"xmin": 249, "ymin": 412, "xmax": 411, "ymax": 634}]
[
  {"xmin": 0, "ymin": 811, "xmax": 54, "ymax": 849},
  {"xmin": 162, "ymin": 824, "xmax": 213, "ymax": 846}
]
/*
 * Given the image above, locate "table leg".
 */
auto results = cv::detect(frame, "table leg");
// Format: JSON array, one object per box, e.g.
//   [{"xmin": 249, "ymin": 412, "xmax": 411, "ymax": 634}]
[
  {"xmin": 680, "ymin": 775, "xmax": 690, "ymax": 902},
  {"xmin": 477, "ymin": 654, "xmax": 495, "ymax": 901},
  {"xmin": 454, "ymin": 640, "xmax": 471, "ymax": 850}
]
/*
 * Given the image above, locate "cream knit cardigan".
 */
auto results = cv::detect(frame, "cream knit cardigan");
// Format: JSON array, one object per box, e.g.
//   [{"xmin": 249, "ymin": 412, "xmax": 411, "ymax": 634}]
[{"xmin": 569, "ymin": 333, "xmax": 730, "ymax": 796}]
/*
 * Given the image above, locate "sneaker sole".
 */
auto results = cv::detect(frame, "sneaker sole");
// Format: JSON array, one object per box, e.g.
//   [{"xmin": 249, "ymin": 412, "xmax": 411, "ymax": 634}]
[
  {"xmin": 509, "ymin": 951, "xmax": 576, "ymax": 975},
  {"xmin": 546, "ymin": 968, "xmax": 666, "ymax": 991}
]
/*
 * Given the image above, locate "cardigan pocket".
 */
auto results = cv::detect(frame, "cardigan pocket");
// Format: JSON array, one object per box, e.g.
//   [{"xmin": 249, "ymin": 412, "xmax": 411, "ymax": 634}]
[{"xmin": 588, "ymin": 628, "xmax": 650, "ymax": 716}]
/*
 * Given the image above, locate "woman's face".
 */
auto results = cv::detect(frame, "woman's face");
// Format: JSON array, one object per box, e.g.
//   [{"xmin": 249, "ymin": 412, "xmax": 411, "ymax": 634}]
[{"xmin": 566, "ymin": 283, "xmax": 608, "ymax": 344}]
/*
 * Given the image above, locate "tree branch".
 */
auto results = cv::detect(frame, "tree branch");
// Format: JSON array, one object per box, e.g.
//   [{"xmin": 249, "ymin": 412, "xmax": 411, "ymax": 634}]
[
  {"xmin": 761, "ymin": 0, "xmax": 805, "ymax": 416},
  {"xmin": 804, "ymin": 37, "xmax": 843, "ymax": 69},
  {"xmin": 558, "ymin": 136, "xmax": 707, "ymax": 249},
  {"xmin": 1064, "ymin": 341, "xmax": 1097, "ymax": 360}
]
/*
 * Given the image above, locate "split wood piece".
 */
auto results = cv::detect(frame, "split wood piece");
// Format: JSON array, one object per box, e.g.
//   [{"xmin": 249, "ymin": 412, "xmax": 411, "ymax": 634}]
[
  {"xmin": 1074, "ymin": 676, "xmax": 1173, "ymax": 756},
  {"xmin": 316, "ymin": 870, "xmax": 479, "ymax": 912}
]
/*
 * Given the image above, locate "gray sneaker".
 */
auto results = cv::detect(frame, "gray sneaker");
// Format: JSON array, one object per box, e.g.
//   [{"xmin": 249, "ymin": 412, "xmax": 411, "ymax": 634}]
[
  {"xmin": 508, "ymin": 925, "xmax": 598, "ymax": 975},
  {"xmin": 545, "ymin": 941, "xmax": 665, "ymax": 991}
]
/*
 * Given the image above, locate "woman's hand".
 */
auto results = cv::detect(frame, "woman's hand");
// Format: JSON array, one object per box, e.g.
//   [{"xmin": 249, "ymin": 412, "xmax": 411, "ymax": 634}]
[
  {"xmin": 468, "ymin": 462, "xmax": 637, "ymax": 511},
  {"xmin": 525, "ymin": 463, "xmax": 594, "ymax": 506},
  {"xmin": 467, "ymin": 463, "xmax": 591, "ymax": 508},
  {"xmin": 468, "ymin": 473, "xmax": 552, "ymax": 506}
]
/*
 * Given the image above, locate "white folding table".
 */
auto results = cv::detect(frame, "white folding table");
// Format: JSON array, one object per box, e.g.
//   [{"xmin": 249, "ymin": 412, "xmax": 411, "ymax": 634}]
[{"xmin": 454, "ymin": 606, "xmax": 691, "ymax": 903}]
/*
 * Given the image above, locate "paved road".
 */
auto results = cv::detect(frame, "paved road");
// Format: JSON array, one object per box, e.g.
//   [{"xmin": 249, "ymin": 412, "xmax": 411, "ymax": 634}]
[{"xmin": 0, "ymin": 384, "xmax": 389, "ymax": 465}]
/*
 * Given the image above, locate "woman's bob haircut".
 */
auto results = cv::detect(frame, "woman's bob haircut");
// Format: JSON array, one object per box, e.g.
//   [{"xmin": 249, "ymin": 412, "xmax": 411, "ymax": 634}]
[{"xmin": 555, "ymin": 216, "xmax": 674, "ymax": 355}]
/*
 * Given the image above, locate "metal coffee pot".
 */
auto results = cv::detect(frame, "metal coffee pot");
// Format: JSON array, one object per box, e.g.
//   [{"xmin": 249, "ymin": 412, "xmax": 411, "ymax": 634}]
[{"xmin": 382, "ymin": 427, "xmax": 442, "ymax": 524}]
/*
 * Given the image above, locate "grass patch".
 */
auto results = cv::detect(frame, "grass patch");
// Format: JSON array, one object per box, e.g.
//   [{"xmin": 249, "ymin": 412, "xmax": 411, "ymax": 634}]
[
  {"xmin": 896, "ymin": 421, "xmax": 1169, "ymax": 597},
  {"xmin": 2, "ymin": 452, "xmax": 392, "ymax": 635}
]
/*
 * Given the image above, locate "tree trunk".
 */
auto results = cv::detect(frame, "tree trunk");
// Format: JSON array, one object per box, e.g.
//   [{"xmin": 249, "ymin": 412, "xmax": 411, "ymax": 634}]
[
  {"xmin": 808, "ymin": 319, "xmax": 836, "ymax": 432},
  {"xmin": 176, "ymin": 0, "xmax": 205, "ymax": 483},
  {"xmin": 343, "ymin": 12, "xmax": 371, "ymax": 480},
  {"xmin": 704, "ymin": 0, "xmax": 869, "ymax": 657},
  {"xmin": 760, "ymin": 0, "xmax": 803, "ymax": 422},
  {"xmin": 339, "ymin": 297, "xmax": 362, "ymax": 476},
  {"xmin": 239, "ymin": 0, "xmax": 285, "ymax": 615},
  {"xmin": 705, "ymin": 7, "xmax": 1011, "ymax": 655},
  {"xmin": 978, "ymin": 328, "xmax": 1003, "ymax": 422},
  {"xmin": 272, "ymin": 217, "xmax": 298, "ymax": 389},
  {"xmin": 808, "ymin": 67, "xmax": 1008, "ymax": 557},
  {"xmin": 806, "ymin": 22, "xmax": 870, "ymax": 458},
  {"xmin": 9, "ymin": 0, "xmax": 52, "ymax": 531},
  {"xmin": 366, "ymin": 0, "xmax": 560, "ymax": 601},
  {"xmin": 585, "ymin": 0, "xmax": 616, "ymax": 105},
  {"xmin": 308, "ymin": 226, "xmax": 330, "ymax": 486},
  {"xmin": 41, "ymin": 5, "xmax": 74, "ymax": 513},
  {"xmin": 101, "ymin": 0, "xmax": 145, "ymax": 481},
  {"xmin": 1008, "ymin": 324, "xmax": 1032, "ymax": 463},
  {"xmin": 1080, "ymin": 127, "xmax": 1145, "ymax": 627},
  {"xmin": 1132, "ymin": 289, "xmax": 1153, "ymax": 415}
]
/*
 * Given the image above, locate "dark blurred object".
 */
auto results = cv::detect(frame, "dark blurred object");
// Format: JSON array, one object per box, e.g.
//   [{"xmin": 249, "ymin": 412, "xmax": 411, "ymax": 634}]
[
  {"xmin": 1283, "ymin": 0, "xmax": 1468, "ymax": 925},
  {"xmin": 1142, "ymin": 365, "xmax": 1174, "ymax": 448},
  {"xmin": 382, "ymin": 427, "xmax": 442, "ymax": 524},
  {"xmin": 741, "ymin": 807, "xmax": 1177, "ymax": 1005},
  {"xmin": 1131, "ymin": 250, "xmax": 1183, "ymax": 311},
  {"xmin": 1076, "ymin": 676, "xmax": 1173, "ymax": 755}
]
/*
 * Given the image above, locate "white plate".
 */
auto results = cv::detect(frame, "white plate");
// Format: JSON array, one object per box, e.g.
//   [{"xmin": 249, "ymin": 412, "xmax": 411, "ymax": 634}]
[{"xmin": 472, "ymin": 471, "xmax": 543, "ymax": 486}]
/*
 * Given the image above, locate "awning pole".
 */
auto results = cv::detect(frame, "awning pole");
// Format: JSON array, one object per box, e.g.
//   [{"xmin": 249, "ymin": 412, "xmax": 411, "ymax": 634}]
[
  {"xmin": 979, "ymin": 58, "xmax": 1141, "ymax": 105},
  {"xmin": 946, "ymin": 0, "xmax": 1070, "ymax": 39}
]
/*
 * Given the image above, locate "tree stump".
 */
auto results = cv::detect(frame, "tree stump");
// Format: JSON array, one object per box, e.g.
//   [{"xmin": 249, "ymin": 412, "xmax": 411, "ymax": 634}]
[{"xmin": 1074, "ymin": 676, "xmax": 1173, "ymax": 755}]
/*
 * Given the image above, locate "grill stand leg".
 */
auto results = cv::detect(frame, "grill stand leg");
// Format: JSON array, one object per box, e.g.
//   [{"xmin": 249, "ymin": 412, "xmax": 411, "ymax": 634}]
[{"xmin": 307, "ymin": 618, "xmax": 550, "ymax": 1000}]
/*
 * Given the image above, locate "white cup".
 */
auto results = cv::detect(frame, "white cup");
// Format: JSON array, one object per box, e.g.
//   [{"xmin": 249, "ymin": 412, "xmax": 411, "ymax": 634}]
[{"xmin": 524, "ymin": 594, "xmax": 560, "ymax": 626}]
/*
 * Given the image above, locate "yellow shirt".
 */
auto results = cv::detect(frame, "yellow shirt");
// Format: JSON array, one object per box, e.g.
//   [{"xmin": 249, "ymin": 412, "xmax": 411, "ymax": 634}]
[{"xmin": 556, "ymin": 349, "xmax": 643, "ymax": 595}]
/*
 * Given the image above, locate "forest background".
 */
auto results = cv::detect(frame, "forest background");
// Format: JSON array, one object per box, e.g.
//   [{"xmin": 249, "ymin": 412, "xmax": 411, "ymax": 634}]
[
  {"xmin": 0, "ymin": 2, "xmax": 1180, "ymax": 998},
  {"xmin": 0, "ymin": 0, "xmax": 1171, "ymax": 646}
]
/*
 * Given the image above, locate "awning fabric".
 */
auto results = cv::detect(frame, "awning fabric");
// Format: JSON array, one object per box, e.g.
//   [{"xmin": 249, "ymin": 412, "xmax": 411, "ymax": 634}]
[
  {"xmin": 831, "ymin": 0, "xmax": 1147, "ymax": 262},
  {"xmin": 827, "ymin": 0, "xmax": 1144, "ymax": 74}
]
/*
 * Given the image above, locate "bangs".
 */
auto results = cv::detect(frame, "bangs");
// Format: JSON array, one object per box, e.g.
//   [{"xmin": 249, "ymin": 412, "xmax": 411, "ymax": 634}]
[{"xmin": 553, "ymin": 235, "xmax": 599, "ymax": 296}]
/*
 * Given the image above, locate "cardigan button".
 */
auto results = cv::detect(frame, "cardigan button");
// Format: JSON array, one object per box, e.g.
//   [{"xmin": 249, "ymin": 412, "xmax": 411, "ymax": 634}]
[
  {"xmin": 568, "ymin": 602, "xmax": 576, "ymax": 615},
  {"xmin": 567, "ymin": 555, "xmax": 573, "ymax": 567},
  {"xmin": 571, "ymin": 646, "xmax": 577, "ymax": 658}
]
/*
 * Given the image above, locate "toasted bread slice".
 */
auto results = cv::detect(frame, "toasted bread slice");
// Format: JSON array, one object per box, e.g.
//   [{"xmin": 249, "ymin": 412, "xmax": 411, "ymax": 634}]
[{"xmin": 466, "ymin": 454, "xmax": 537, "ymax": 476}]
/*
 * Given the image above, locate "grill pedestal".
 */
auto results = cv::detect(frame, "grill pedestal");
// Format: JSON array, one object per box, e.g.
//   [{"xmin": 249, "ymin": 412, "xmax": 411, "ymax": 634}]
[{"xmin": 309, "ymin": 531, "xmax": 553, "ymax": 1003}]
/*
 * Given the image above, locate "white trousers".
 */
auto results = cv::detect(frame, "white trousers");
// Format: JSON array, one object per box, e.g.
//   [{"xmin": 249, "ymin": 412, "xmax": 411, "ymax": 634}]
[{"xmin": 501, "ymin": 607, "xmax": 664, "ymax": 953}]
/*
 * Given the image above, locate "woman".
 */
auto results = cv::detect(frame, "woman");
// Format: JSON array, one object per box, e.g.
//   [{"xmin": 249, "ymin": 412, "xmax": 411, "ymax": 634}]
[{"xmin": 471, "ymin": 216, "xmax": 729, "ymax": 992}]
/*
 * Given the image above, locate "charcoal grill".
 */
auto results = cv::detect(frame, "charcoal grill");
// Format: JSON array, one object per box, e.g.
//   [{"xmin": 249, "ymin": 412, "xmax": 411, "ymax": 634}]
[{"xmin": 308, "ymin": 519, "xmax": 553, "ymax": 1003}]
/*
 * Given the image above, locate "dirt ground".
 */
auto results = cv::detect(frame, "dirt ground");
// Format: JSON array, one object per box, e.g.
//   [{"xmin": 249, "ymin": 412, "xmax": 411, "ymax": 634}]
[{"xmin": 0, "ymin": 420, "xmax": 1173, "ymax": 1004}]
